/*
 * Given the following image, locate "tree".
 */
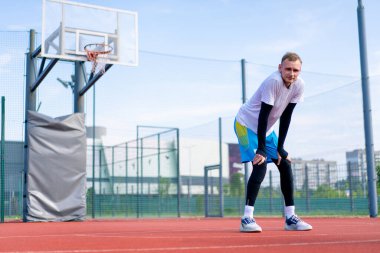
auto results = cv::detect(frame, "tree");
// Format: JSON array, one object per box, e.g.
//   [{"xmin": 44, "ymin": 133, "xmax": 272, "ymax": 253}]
[
  {"xmin": 313, "ymin": 184, "xmax": 340, "ymax": 198},
  {"xmin": 259, "ymin": 186, "xmax": 281, "ymax": 198},
  {"xmin": 158, "ymin": 177, "xmax": 170, "ymax": 196}
]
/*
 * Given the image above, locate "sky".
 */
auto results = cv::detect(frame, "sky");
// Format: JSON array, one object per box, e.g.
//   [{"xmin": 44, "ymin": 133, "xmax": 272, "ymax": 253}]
[{"xmin": 1, "ymin": 0, "xmax": 380, "ymax": 165}]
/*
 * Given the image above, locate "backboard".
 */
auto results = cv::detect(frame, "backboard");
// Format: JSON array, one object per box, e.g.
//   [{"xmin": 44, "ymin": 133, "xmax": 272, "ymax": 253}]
[{"xmin": 41, "ymin": 0, "xmax": 138, "ymax": 66}]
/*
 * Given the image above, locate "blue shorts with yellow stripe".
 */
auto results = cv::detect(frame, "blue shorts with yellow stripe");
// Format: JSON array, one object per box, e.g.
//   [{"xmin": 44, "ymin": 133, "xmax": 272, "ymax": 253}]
[{"xmin": 234, "ymin": 119, "xmax": 278, "ymax": 163}]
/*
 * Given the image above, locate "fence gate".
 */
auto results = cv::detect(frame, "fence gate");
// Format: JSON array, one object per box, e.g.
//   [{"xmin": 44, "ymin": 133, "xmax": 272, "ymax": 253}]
[{"xmin": 204, "ymin": 164, "xmax": 223, "ymax": 217}]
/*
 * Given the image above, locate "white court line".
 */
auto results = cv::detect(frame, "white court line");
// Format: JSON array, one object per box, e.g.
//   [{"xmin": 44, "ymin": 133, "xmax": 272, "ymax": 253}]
[
  {"xmin": 2, "ymin": 239, "xmax": 380, "ymax": 253},
  {"xmin": 1, "ymin": 230, "xmax": 380, "ymax": 240},
  {"xmin": 0, "ymin": 232, "xmax": 327, "ymax": 240},
  {"xmin": 73, "ymin": 233, "xmax": 331, "ymax": 239}
]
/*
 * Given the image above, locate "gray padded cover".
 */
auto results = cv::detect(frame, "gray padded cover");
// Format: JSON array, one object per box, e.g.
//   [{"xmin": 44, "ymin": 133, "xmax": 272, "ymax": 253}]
[{"xmin": 26, "ymin": 111, "xmax": 87, "ymax": 221}]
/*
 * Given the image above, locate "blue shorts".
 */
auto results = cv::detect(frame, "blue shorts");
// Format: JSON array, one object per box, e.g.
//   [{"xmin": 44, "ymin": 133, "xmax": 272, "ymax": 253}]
[{"xmin": 234, "ymin": 119, "xmax": 278, "ymax": 163}]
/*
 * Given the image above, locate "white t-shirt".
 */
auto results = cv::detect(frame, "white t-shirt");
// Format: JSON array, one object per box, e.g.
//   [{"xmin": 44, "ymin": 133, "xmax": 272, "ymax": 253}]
[{"xmin": 236, "ymin": 71, "xmax": 304, "ymax": 135}]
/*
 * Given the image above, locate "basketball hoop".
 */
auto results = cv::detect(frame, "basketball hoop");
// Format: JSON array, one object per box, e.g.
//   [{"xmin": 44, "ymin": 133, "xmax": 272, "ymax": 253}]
[{"xmin": 84, "ymin": 43, "xmax": 113, "ymax": 74}]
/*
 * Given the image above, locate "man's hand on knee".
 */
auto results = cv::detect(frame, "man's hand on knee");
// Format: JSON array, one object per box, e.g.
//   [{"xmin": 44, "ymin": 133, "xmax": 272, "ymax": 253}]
[{"xmin": 253, "ymin": 153, "xmax": 266, "ymax": 165}]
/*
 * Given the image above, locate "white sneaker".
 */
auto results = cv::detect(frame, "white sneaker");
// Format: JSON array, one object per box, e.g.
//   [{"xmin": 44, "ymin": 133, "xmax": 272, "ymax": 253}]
[
  {"xmin": 285, "ymin": 214, "xmax": 312, "ymax": 231},
  {"xmin": 240, "ymin": 216, "xmax": 262, "ymax": 232}
]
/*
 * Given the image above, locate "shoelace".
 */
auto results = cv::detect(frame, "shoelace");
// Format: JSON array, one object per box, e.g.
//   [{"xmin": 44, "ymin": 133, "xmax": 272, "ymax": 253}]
[
  {"xmin": 288, "ymin": 215, "xmax": 300, "ymax": 224},
  {"xmin": 242, "ymin": 217, "xmax": 255, "ymax": 225}
]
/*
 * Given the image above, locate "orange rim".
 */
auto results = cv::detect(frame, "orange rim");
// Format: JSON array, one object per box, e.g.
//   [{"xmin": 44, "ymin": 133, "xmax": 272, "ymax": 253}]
[{"xmin": 84, "ymin": 43, "xmax": 113, "ymax": 56}]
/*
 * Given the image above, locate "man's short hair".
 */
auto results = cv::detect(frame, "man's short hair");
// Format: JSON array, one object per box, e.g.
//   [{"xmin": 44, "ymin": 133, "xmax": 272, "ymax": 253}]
[{"xmin": 281, "ymin": 52, "xmax": 302, "ymax": 64}]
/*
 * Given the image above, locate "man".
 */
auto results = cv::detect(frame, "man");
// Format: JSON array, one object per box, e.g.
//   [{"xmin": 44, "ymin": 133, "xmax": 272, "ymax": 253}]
[{"xmin": 234, "ymin": 52, "xmax": 312, "ymax": 232}]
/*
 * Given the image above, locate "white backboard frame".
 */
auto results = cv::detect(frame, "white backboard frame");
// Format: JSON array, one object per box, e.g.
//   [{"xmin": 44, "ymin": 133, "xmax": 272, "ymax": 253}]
[{"xmin": 41, "ymin": 0, "xmax": 138, "ymax": 66}]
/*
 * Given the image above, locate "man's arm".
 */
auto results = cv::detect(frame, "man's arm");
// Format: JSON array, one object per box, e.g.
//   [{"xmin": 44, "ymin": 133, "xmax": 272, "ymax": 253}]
[
  {"xmin": 277, "ymin": 103, "xmax": 297, "ymax": 159},
  {"xmin": 256, "ymin": 102, "xmax": 273, "ymax": 157}
]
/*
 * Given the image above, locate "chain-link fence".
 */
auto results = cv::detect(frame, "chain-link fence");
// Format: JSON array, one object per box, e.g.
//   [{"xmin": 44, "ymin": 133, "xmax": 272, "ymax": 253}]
[
  {"xmin": 86, "ymin": 127, "xmax": 180, "ymax": 218},
  {"xmin": 1, "ymin": 30, "xmax": 379, "ymax": 222},
  {"xmin": 0, "ymin": 31, "xmax": 29, "ymax": 221}
]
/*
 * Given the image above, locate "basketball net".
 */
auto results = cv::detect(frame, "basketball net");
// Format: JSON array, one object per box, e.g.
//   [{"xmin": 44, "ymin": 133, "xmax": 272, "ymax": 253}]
[{"xmin": 84, "ymin": 43, "xmax": 113, "ymax": 74}]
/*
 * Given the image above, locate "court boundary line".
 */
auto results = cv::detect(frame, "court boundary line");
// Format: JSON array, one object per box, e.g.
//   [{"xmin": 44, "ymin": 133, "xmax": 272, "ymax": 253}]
[
  {"xmin": 2, "ymin": 239, "xmax": 380, "ymax": 253},
  {"xmin": 2, "ymin": 230, "xmax": 380, "ymax": 240}
]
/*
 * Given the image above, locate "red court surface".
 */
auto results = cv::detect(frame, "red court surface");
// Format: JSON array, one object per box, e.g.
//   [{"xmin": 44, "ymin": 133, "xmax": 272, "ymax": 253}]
[{"xmin": 0, "ymin": 217, "xmax": 380, "ymax": 253}]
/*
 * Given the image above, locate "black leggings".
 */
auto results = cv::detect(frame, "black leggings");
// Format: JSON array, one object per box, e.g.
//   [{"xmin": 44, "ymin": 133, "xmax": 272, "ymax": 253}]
[{"xmin": 246, "ymin": 159, "xmax": 294, "ymax": 206}]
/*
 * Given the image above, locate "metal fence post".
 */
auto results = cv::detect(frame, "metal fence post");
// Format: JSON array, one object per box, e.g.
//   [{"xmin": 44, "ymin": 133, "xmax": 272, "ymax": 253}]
[
  {"xmin": 91, "ymin": 85, "xmax": 96, "ymax": 219},
  {"xmin": 218, "ymin": 117, "xmax": 224, "ymax": 217},
  {"xmin": 125, "ymin": 143, "xmax": 128, "ymax": 217},
  {"xmin": 1, "ymin": 96, "xmax": 5, "ymax": 222},
  {"xmin": 241, "ymin": 59, "xmax": 249, "ymax": 194},
  {"xmin": 305, "ymin": 164, "xmax": 310, "ymax": 212},
  {"xmin": 136, "ymin": 131, "xmax": 140, "ymax": 218},
  {"xmin": 204, "ymin": 168, "xmax": 208, "ymax": 217},
  {"xmin": 99, "ymin": 148, "xmax": 102, "ymax": 217},
  {"xmin": 157, "ymin": 133, "xmax": 161, "ymax": 217},
  {"xmin": 269, "ymin": 170, "xmax": 273, "ymax": 213},
  {"xmin": 176, "ymin": 128, "xmax": 180, "ymax": 218},
  {"xmin": 348, "ymin": 161, "xmax": 354, "ymax": 212},
  {"xmin": 141, "ymin": 138, "xmax": 144, "ymax": 217},
  {"xmin": 112, "ymin": 146, "xmax": 115, "ymax": 217}
]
